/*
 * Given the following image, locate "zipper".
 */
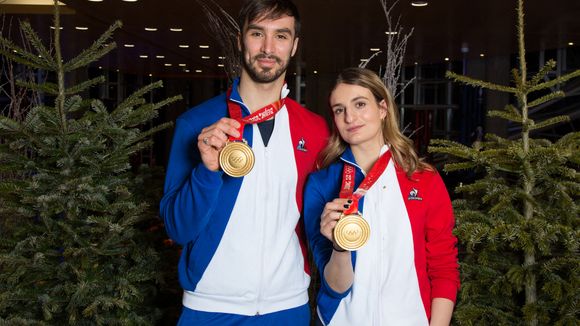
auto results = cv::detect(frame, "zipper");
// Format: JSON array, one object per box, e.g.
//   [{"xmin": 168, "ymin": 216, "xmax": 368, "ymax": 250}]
[
  {"xmin": 378, "ymin": 180, "xmax": 386, "ymax": 324},
  {"xmin": 254, "ymin": 136, "xmax": 268, "ymax": 315}
]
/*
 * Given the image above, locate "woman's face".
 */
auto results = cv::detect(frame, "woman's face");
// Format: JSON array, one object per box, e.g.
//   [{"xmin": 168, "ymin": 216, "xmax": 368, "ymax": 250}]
[{"xmin": 330, "ymin": 83, "xmax": 387, "ymax": 148}]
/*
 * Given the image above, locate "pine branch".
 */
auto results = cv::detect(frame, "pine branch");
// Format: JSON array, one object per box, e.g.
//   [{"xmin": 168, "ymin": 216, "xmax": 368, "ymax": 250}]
[
  {"xmin": 0, "ymin": 41, "xmax": 53, "ymax": 71},
  {"xmin": 20, "ymin": 21, "xmax": 55, "ymax": 68},
  {"xmin": 114, "ymin": 81, "xmax": 163, "ymax": 114},
  {"xmin": 123, "ymin": 140, "xmax": 154, "ymax": 157},
  {"xmin": 506, "ymin": 104, "xmax": 523, "ymax": 118},
  {"xmin": 446, "ymin": 71, "xmax": 518, "ymax": 93},
  {"xmin": 529, "ymin": 116, "xmax": 570, "ymax": 132},
  {"xmin": 65, "ymin": 76, "xmax": 106, "ymax": 96},
  {"xmin": 488, "ymin": 109, "xmax": 524, "ymax": 124},
  {"xmin": 22, "ymin": 105, "xmax": 44, "ymax": 132},
  {"xmin": 442, "ymin": 161, "xmax": 477, "ymax": 172},
  {"xmin": 63, "ymin": 21, "xmax": 122, "ymax": 72},
  {"xmin": 130, "ymin": 122, "xmax": 173, "ymax": 144},
  {"xmin": 554, "ymin": 131, "xmax": 580, "ymax": 161},
  {"xmin": 529, "ymin": 60, "xmax": 557, "ymax": 86},
  {"xmin": 63, "ymin": 95, "xmax": 83, "ymax": 115},
  {"xmin": 485, "ymin": 133, "xmax": 514, "ymax": 146},
  {"xmin": 528, "ymin": 91, "xmax": 565, "ymax": 108},
  {"xmin": 35, "ymin": 106, "xmax": 64, "ymax": 131},
  {"xmin": 90, "ymin": 99, "xmax": 108, "ymax": 114},
  {"xmin": 0, "ymin": 115, "xmax": 22, "ymax": 134},
  {"xmin": 15, "ymin": 80, "xmax": 59, "ymax": 96},
  {"xmin": 428, "ymin": 145, "xmax": 472, "ymax": 160},
  {"xmin": 528, "ymin": 69, "xmax": 580, "ymax": 93},
  {"xmin": 125, "ymin": 95, "xmax": 182, "ymax": 127}
]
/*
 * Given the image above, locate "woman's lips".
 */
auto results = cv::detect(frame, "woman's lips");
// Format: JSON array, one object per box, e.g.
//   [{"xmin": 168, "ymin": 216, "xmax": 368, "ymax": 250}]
[{"xmin": 347, "ymin": 125, "xmax": 363, "ymax": 133}]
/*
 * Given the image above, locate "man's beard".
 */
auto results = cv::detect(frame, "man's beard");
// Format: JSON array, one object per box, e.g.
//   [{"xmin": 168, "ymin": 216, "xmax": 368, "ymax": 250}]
[{"xmin": 242, "ymin": 53, "xmax": 289, "ymax": 83}]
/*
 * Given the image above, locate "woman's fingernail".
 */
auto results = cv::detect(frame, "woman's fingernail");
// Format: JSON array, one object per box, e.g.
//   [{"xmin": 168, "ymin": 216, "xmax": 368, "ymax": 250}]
[
  {"xmin": 347, "ymin": 199, "xmax": 353, "ymax": 203},
  {"xmin": 343, "ymin": 204, "xmax": 349, "ymax": 209}
]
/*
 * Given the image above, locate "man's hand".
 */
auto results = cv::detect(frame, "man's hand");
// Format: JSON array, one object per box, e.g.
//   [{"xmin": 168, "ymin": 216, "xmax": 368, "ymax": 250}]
[{"xmin": 197, "ymin": 118, "xmax": 241, "ymax": 171}]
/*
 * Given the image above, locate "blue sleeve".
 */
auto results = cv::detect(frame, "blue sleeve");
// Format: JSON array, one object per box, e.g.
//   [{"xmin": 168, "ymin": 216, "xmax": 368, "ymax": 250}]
[
  {"xmin": 159, "ymin": 117, "xmax": 224, "ymax": 245},
  {"xmin": 304, "ymin": 173, "xmax": 354, "ymax": 324}
]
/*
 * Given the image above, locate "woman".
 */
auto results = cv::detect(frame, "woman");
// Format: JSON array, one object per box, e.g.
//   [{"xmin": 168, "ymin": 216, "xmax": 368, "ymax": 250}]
[{"xmin": 304, "ymin": 68, "xmax": 459, "ymax": 325}]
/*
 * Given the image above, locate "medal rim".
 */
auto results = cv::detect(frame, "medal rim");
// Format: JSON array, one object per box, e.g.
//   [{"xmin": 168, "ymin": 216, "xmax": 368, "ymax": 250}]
[
  {"xmin": 333, "ymin": 213, "xmax": 370, "ymax": 251},
  {"xmin": 219, "ymin": 141, "xmax": 255, "ymax": 177}
]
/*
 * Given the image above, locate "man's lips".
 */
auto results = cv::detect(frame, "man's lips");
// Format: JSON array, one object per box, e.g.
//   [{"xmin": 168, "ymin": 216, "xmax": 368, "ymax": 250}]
[
  {"xmin": 255, "ymin": 55, "xmax": 280, "ymax": 66},
  {"xmin": 257, "ymin": 58, "xmax": 276, "ymax": 67}
]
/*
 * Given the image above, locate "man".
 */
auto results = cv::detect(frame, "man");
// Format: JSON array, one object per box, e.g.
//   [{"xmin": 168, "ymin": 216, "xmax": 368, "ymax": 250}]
[{"xmin": 160, "ymin": 0, "xmax": 329, "ymax": 324}]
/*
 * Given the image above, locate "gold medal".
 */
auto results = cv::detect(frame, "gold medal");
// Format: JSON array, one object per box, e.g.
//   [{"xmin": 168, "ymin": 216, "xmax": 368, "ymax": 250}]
[
  {"xmin": 334, "ymin": 213, "xmax": 370, "ymax": 251},
  {"xmin": 219, "ymin": 140, "xmax": 255, "ymax": 177}
]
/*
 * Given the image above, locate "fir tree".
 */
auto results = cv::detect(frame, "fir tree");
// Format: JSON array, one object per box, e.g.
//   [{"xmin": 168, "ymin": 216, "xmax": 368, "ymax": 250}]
[
  {"xmin": 0, "ymin": 1, "xmax": 181, "ymax": 325},
  {"xmin": 429, "ymin": 0, "xmax": 580, "ymax": 325}
]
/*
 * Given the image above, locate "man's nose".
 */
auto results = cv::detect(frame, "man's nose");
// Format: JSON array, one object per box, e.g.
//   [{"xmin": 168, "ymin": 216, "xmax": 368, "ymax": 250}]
[{"xmin": 261, "ymin": 35, "xmax": 274, "ymax": 54}]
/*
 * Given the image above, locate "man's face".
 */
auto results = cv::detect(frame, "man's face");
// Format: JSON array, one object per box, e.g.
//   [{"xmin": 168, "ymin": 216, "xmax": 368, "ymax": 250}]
[{"xmin": 239, "ymin": 15, "xmax": 299, "ymax": 83}]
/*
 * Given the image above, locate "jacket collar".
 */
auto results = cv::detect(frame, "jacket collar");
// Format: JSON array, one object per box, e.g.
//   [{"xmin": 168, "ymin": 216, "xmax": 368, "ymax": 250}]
[
  {"xmin": 339, "ymin": 144, "xmax": 390, "ymax": 174},
  {"xmin": 227, "ymin": 77, "xmax": 290, "ymax": 115}
]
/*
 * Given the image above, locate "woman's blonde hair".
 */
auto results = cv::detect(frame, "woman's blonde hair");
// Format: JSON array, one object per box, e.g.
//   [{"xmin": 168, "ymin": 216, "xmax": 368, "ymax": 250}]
[{"xmin": 318, "ymin": 67, "xmax": 431, "ymax": 177}]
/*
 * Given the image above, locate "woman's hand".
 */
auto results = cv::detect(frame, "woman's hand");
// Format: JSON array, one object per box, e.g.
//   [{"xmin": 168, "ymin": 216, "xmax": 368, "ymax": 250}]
[
  {"xmin": 320, "ymin": 198, "xmax": 352, "ymax": 242},
  {"xmin": 321, "ymin": 198, "xmax": 355, "ymax": 293}
]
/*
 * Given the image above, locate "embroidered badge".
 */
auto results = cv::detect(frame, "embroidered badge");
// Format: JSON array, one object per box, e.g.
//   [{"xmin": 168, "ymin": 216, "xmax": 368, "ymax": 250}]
[
  {"xmin": 408, "ymin": 188, "xmax": 423, "ymax": 201},
  {"xmin": 297, "ymin": 137, "xmax": 307, "ymax": 152}
]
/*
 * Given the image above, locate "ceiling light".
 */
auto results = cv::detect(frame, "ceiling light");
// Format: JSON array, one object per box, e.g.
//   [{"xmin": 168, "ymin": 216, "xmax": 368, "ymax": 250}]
[
  {"xmin": 411, "ymin": 1, "xmax": 428, "ymax": 7},
  {"xmin": 50, "ymin": 26, "xmax": 63, "ymax": 30},
  {"xmin": 122, "ymin": 0, "xmax": 138, "ymax": 2},
  {"xmin": 568, "ymin": 42, "xmax": 574, "ymax": 46},
  {"xmin": 199, "ymin": 45, "xmax": 210, "ymax": 49},
  {"xmin": 444, "ymin": 57, "xmax": 450, "ymax": 61},
  {"xmin": 217, "ymin": 64, "xmax": 224, "ymax": 67},
  {"xmin": 185, "ymin": 69, "xmax": 190, "ymax": 73},
  {"xmin": 170, "ymin": 28, "xmax": 183, "ymax": 32},
  {"xmin": 164, "ymin": 63, "xmax": 172, "ymax": 67},
  {"xmin": 178, "ymin": 63, "xmax": 186, "ymax": 67},
  {"xmin": 144, "ymin": 27, "xmax": 158, "ymax": 32},
  {"xmin": 313, "ymin": 70, "xmax": 318, "ymax": 74},
  {"xmin": 201, "ymin": 56, "xmax": 210, "ymax": 59},
  {"xmin": 124, "ymin": 44, "xmax": 135, "ymax": 48},
  {"xmin": 98, "ymin": 66, "xmax": 102, "ymax": 69},
  {"xmin": 385, "ymin": 31, "xmax": 398, "ymax": 35},
  {"xmin": 139, "ymin": 55, "xmax": 148, "ymax": 58},
  {"xmin": 88, "ymin": 0, "xmax": 103, "ymax": 2},
  {"xmin": 218, "ymin": 56, "xmax": 225, "ymax": 60},
  {"xmin": 179, "ymin": 45, "xmax": 190, "ymax": 48},
  {"xmin": 195, "ymin": 70, "xmax": 202, "ymax": 73},
  {"xmin": 156, "ymin": 55, "xmax": 165, "ymax": 59},
  {"xmin": 414, "ymin": 62, "xmax": 418, "ymax": 65},
  {"xmin": 75, "ymin": 26, "xmax": 88, "ymax": 31},
  {"xmin": 149, "ymin": 73, "xmax": 153, "ymax": 77},
  {"xmin": 360, "ymin": 59, "xmax": 369, "ymax": 62},
  {"xmin": 370, "ymin": 48, "xmax": 381, "ymax": 52},
  {"xmin": 480, "ymin": 53, "xmax": 485, "ymax": 57}
]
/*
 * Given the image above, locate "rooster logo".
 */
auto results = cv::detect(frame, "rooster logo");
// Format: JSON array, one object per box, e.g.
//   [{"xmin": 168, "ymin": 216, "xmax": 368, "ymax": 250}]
[{"xmin": 408, "ymin": 188, "xmax": 423, "ymax": 201}]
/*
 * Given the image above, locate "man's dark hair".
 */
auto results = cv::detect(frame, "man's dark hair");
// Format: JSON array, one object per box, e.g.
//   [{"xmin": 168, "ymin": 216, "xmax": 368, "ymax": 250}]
[{"xmin": 238, "ymin": 0, "xmax": 301, "ymax": 37}]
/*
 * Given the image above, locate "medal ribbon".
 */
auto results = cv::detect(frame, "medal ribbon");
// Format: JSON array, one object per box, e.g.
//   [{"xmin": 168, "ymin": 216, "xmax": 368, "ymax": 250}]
[
  {"xmin": 226, "ymin": 88, "xmax": 285, "ymax": 142},
  {"xmin": 339, "ymin": 150, "xmax": 393, "ymax": 215}
]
